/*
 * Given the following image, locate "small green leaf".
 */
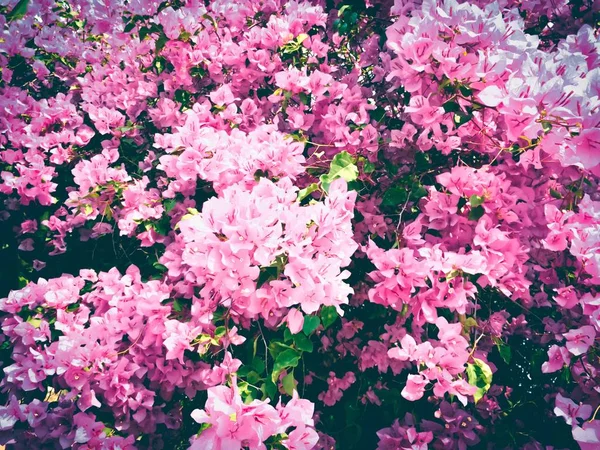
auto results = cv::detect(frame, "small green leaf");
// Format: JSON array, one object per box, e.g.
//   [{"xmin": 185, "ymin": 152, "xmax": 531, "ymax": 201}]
[
  {"xmin": 320, "ymin": 151, "xmax": 358, "ymax": 192},
  {"xmin": 293, "ymin": 333, "xmax": 313, "ymax": 353},
  {"xmin": 459, "ymin": 85, "xmax": 473, "ymax": 97},
  {"xmin": 214, "ymin": 326, "xmax": 226, "ymax": 338},
  {"xmin": 381, "ymin": 186, "xmax": 407, "ymax": 207},
  {"xmin": 252, "ymin": 357, "xmax": 265, "ymax": 374},
  {"xmin": 299, "ymin": 92, "xmax": 310, "ymax": 106},
  {"xmin": 369, "ymin": 107, "xmax": 386, "ymax": 123},
  {"xmin": 458, "ymin": 84, "xmax": 473, "ymax": 97},
  {"xmin": 453, "ymin": 111, "xmax": 472, "ymax": 127},
  {"xmin": 202, "ymin": 14, "xmax": 219, "ymax": 32},
  {"xmin": 172, "ymin": 298, "xmax": 183, "ymax": 312},
  {"xmin": 256, "ymin": 266, "xmax": 279, "ymax": 288},
  {"xmin": 561, "ymin": 365, "xmax": 571, "ymax": 383},
  {"xmin": 363, "ymin": 160, "xmax": 376, "ymax": 174},
  {"xmin": 164, "ymin": 198, "xmax": 177, "ymax": 212},
  {"xmin": 6, "ymin": 0, "xmax": 29, "ymax": 21},
  {"xmin": 550, "ymin": 188, "xmax": 563, "ymax": 199},
  {"xmin": 462, "ymin": 317, "xmax": 478, "ymax": 333},
  {"xmin": 153, "ymin": 262, "xmax": 168, "ymax": 273},
  {"xmin": 272, "ymin": 349, "xmax": 301, "ymax": 382},
  {"xmin": 151, "ymin": 216, "xmax": 170, "ymax": 235},
  {"xmin": 468, "ymin": 205, "xmax": 485, "ymax": 221},
  {"xmin": 297, "ymin": 183, "xmax": 319, "ymax": 202},
  {"xmin": 175, "ymin": 89, "xmax": 193, "ymax": 108},
  {"xmin": 410, "ymin": 185, "xmax": 428, "ymax": 201},
  {"xmin": 26, "ymin": 317, "xmax": 42, "ymax": 328},
  {"xmin": 246, "ymin": 370, "xmax": 261, "ymax": 385},
  {"xmin": 443, "ymin": 101, "xmax": 461, "ymax": 113},
  {"xmin": 155, "ymin": 33, "xmax": 169, "ymax": 53},
  {"xmin": 302, "ymin": 315, "xmax": 320, "ymax": 335},
  {"xmin": 263, "ymin": 379, "xmax": 277, "ymax": 399},
  {"xmin": 282, "ymin": 371, "xmax": 295, "ymax": 395},
  {"xmin": 338, "ymin": 5, "xmax": 351, "ymax": 17},
  {"xmin": 469, "ymin": 194, "xmax": 485, "ymax": 207},
  {"xmin": 494, "ymin": 339, "xmax": 512, "ymax": 365},
  {"xmin": 139, "ymin": 23, "xmax": 162, "ymax": 41},
  {"xmin": 320, "ymin": 306, "xmax": 339, "ymax": 329},
  {"xmin": 466, "ymin": 358, "xmax": 493, "ymax": 403},
  {"xmin": 124, "ymin": 21, "xmax": 137, "ymax": 33}
]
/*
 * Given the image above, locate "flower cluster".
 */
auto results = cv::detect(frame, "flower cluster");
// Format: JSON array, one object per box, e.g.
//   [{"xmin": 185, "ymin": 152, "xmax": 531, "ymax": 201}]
[{"xmin": 0, "ymin": 0, "xmax": 599, "ymax": 449}]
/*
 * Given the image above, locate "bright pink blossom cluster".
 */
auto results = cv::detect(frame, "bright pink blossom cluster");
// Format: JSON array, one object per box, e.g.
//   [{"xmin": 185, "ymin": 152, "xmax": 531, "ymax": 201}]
[{"xmin": 0, "ymin": 0, "xmax": 599, "ymax": 449}]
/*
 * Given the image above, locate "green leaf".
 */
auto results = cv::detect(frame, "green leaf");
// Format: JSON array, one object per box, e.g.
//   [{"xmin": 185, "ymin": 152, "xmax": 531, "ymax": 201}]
[
  {"xmin": 237, "ymin": 365, "xmax": 251, "ymax": 377},
  {"xmin": 320, "ymin": 151, "xmax": 358, "ymax": 192},
  {"xmin": 272, "ymin": 349, "xmax": 301, "ymax": 382},
  {"xmin": 256, "ymin": 266, "xmax": 279, "ymax": 288},
  {"xmin": 338, "ymin": 5, "xmax": 351, "ymax": 17},
  {"xmin": 299, "ymin": 92, "xmax": 310, "ymax": 106},
  {"xmin": 151, "ymin": 216, "xmax": 170, "ymax": 235},
  {"xmin": 363, "ymin": 160, "xmax": 376, "ymax": 174},
  {"xmin": 26, "ymin": 317, "xmax": 42, "ymax": 328},
  {"xmin": 561, "ymin": 365, "xmax": 571, "ymax": 384},
  {"xmin": 320, "ymin": 306, "xmax": 339, "ymax": 329},
  {"xmin": 469, "ymin": 194, "xmax": 485, "ymax": 207},
  {"xmin": 139, "ymin": 23, "xmax": 161, "ymax": 41},
  {"xmin": 381, "ymin": 186, "xmax": 407, "ymax": 207},
  {"xmin": 462, "ymin": 317, "xmax": 478, "ymax": 333},
  {"xmin": 172, "ymin": 298, "xmax": 183, "ymax": 312},
  {"xmin": 369, "ymin": 107, "xmax": 386, "ymax": 123},
  {"xmin": 494, "ymin": 339, "xmax": 512, "ymax": 365},
  {"xmin": 453, "ymin": 111, "xmax": 473, "ymax": 127},
  {"xmin": 550, "ymin": 188, "xmax": 563, "ymax": 199},
  {"xmin": 6, "ymin": 0, "xmax": 29, "ymax": 21},
  {"xmin": 459, "ymin": 85, "xmax": 473, "ymax": 97},
  {"xmin": 214, "ymin": 326, "xmax": 226, "ymax": 338},
  {"xmin": 124, "ymin": 21, "xmax": 137, "ymax": 33},
  {"xmin": 153, "ymin": 262, "xmax": 168, "ymax": 273},
  {"xmin": 164, "ymin": 198, "xmax": 177, "ymax": 212},
  {"xmin": 442, "ymin": 101, "xmax": 461, "ymax": 113},
  {"xmin": 297, "ymin": 183, "xmax": 319, "ymax": 202},
  {"xmin": 466, "ymin": 358, "xmax": 493, "ymax": 403},
  {"xmin": 468, "ymin": 205, "xmax": 485, "ymax": 221},
  {"xmin": 174, "ymin": 89, "xmax": 193, "ymax": 108},
  {"xmin": 155, "ymin": 32, "xmax": 169, "ymax": 53},
  {"xmin": 263, "ymin": 379, "xmax": 277, "ymax": 399},
  {"xmin": 202, "ymin": 14, "xmax": 219, "ymax": 32},
  {"xmin": 293, "ymin": 333, "xmax": 313, "ymax": 353},
  {"xmin": 282, "ymin": 371, "xmax": 295, "ymax": 396},
  {"xmin": 302, "ymin": 315, "xmax": 320, "ymax": 335},
  {"xmin": 252, "ymin": 357, "xmax": 265, "ymax": 374},
  {"xmin": 410, "ymin": 185, "xmax": 428, "ymax": 201}
]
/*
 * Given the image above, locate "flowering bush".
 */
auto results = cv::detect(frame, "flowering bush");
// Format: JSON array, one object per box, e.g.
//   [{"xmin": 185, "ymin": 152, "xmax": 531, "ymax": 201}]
[{"xmin": 0, "ymin": 0, "xmax": 599, "ymax": 448}]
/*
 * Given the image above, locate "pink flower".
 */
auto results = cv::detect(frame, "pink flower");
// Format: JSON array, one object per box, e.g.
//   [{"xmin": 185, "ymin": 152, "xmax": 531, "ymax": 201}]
[
  {"xmin": 209, "ymin": 84, "xmax": 236, "ymax": 106},
  {"xmin": 477, "ymin": 85, "xmax": 504, "ymax": 107},
  {"xmin": 404, "ymin": 95, "xmax": 443, "ymax": 126},
  {"xmin": 572, "ymin": 421, "xmax": 600, "ymax": 450},
  {"xmin": 569, "ymin": 128, "xmax": 600, "ymax": 169},
  {"xmin": 388, "ymin": 334, "xmax": 418, "ymax": 361},
  {"xmin": 87, "ymin": 105, "xmax": 125, "ymax": 135},
  {"xmin": 564, "ymin": 326, "xmax": 596, "ymax": 356},
  {"xmin": 0, "ymin": 395, "xmax": 25, "ymax": 430},
  {"xmin": 554, "ymin": 394, "xmax": 593, "ymax": 426},
  {"xmin": 401, "ymin": 374, "xmax": 428, "ymax": 401},
  {"xmin": 283, "ymin": 425, "xmax": 319, "ymax": 450},
  {"xmin": 286, "ymin": 309, "xmax": 304, "ymax": 334},
  {"xmin": 542, "ymin": 345, "xmax": 571, "ymax": 373}
]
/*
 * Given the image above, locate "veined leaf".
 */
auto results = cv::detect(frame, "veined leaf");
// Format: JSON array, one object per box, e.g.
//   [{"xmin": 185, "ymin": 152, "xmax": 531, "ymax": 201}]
[{"xmin": 320, "ymin": 151, "xmax": 358, "ymax": 192}]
